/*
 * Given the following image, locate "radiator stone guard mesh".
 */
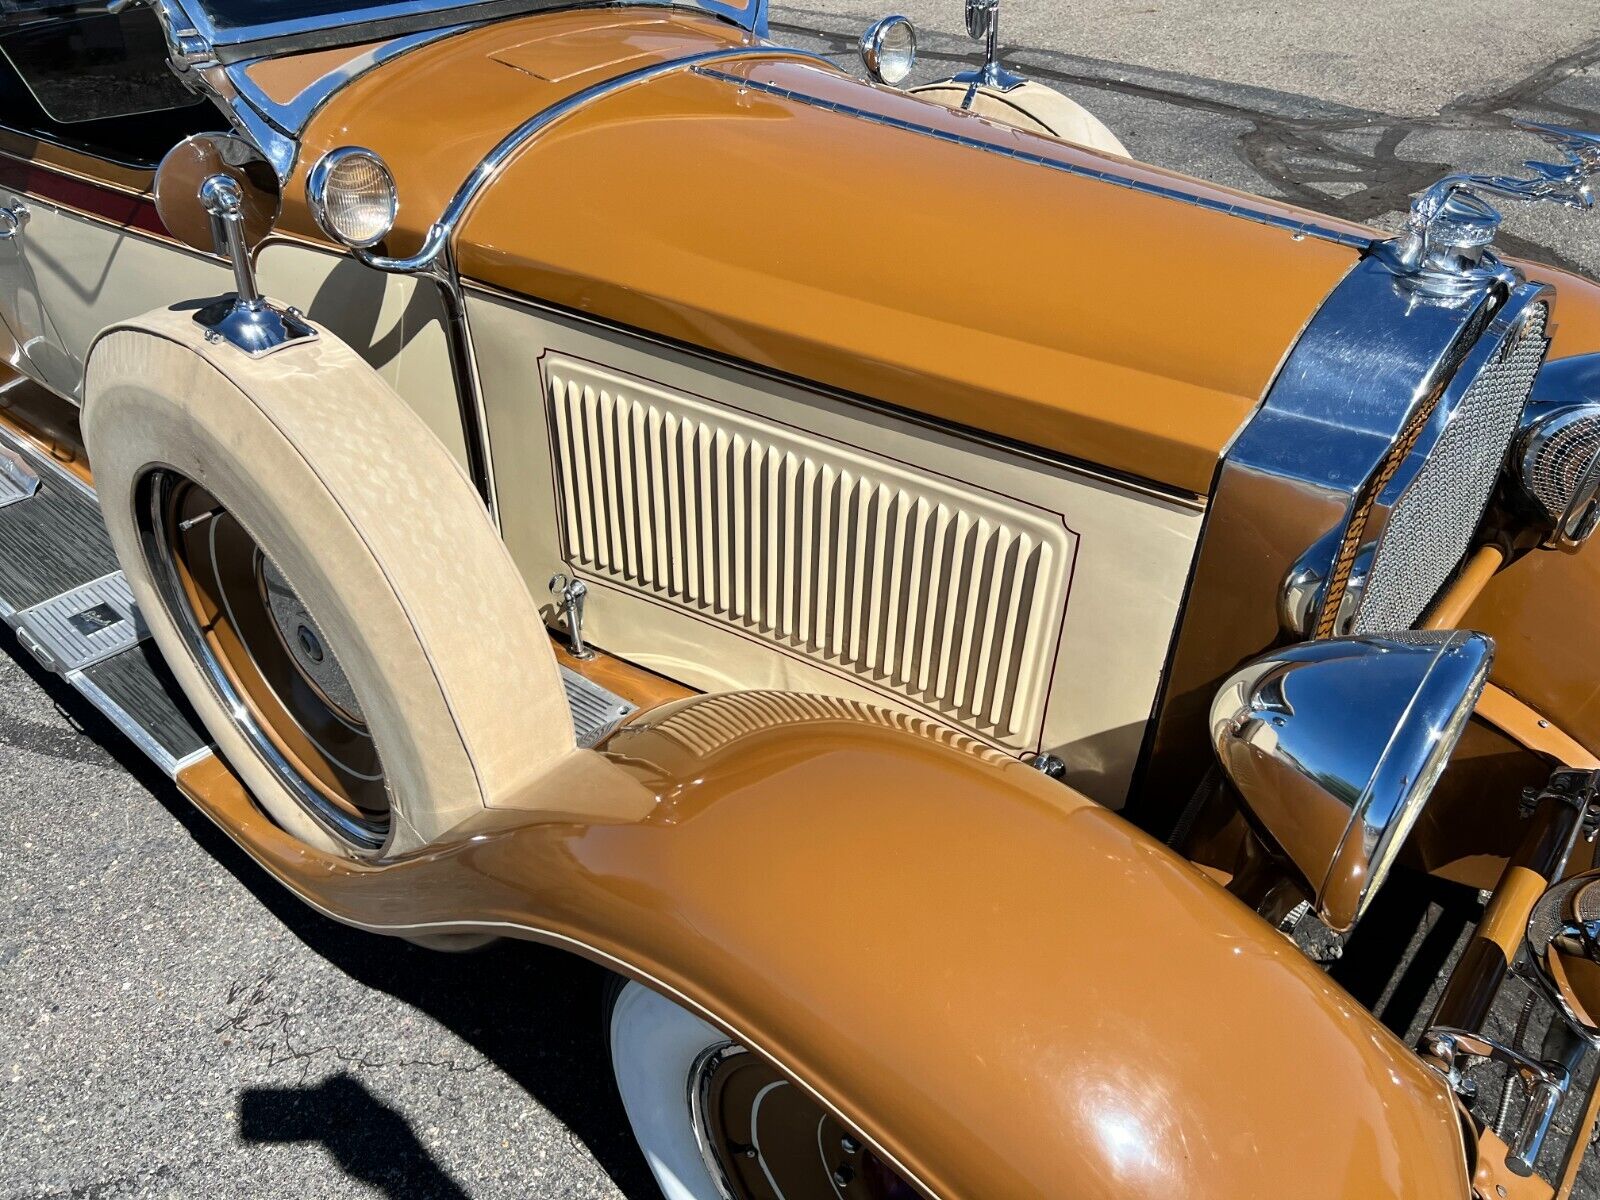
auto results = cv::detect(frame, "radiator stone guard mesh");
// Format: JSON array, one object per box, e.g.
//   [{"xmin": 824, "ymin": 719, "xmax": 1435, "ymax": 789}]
[
  {"xmin": 546, "ymin": 357, "xmax": 1073, "ymax": 745},
  {"xmin": 1356, "ymin": 302, "xmax": 1549, "ymax": 633}
]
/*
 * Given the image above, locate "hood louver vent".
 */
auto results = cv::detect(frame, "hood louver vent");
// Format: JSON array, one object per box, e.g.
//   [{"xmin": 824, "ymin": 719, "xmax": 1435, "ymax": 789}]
[{"xmin": 547, "ymin": 358, "xmax": 1071, "ymax": 746}]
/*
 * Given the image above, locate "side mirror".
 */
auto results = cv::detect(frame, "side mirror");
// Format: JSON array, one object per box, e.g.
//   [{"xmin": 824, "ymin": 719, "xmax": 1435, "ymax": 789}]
[
  {"xmin": 964, "ymin": 0, "xmax": 996, "ymax": 41},
  {"xmin": 154, "ymin": 132, "xmax": 280, "ymax": 258},
  {"xmin": 155, "ymin": 132, "xmax": 314, "ymax": 357},
  {"xmin": 1210, "ymin": 630, "xmax": 1491, "ymax": 933},
  {"xmin": 1529, "ymin": 865, "xmax": 1600, "ymax": 1040}
]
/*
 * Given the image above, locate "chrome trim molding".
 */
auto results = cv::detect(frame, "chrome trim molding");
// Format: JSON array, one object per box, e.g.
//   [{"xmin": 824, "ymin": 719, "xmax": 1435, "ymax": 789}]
[
  {"xmin": 0, "ymin": 443, "xmax": 40, "ymax": 508},
  {"xmin": 354, "ymin": 47, "xmax": 835, "ymax": 278},
  {"xmin": 0, "ymin": 417, "xmax": 95, "ymax": 502},
  {"xmin": 65, "ymin": 668, "xmax": 194, "ymax": 779},
  {"xmin": 225, "ymin": 25, "xmax": 473, "ymax": 138},
  {"xmin": 692, "ymin": 66, "xmax": 1373, "ymax": 251}
]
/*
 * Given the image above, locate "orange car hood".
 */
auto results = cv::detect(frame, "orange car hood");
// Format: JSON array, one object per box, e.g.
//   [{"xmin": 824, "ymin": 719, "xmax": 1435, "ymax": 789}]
[{"xmin": 286, "ymin": 8, "xmax": 1366, "ymax": 494}]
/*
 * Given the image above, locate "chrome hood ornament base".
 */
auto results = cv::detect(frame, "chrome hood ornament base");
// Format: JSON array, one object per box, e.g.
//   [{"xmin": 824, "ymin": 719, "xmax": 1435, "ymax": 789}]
[{"xmin": 1393, "ymin": 123, "xmax": 1600, "ymax": 293}]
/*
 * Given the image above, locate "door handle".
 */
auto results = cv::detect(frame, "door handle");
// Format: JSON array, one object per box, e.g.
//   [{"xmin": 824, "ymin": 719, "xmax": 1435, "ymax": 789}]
[{"xmin": 0, "ymin": 202, "xmax": 29, "ymax": 240}]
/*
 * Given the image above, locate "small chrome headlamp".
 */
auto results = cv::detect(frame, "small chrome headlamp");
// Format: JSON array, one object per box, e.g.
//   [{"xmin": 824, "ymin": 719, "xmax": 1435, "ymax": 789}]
[
  {"xmin": 1515, "ymin": 400, "xmax": 1600, "ymax": 550},
  {"xmin": 307, "ymin": 146, "xmax": 397, "ymax": 250},
  {"xmin": 859, "ymin": 15, "xmax": 917, "ymax": 87}
]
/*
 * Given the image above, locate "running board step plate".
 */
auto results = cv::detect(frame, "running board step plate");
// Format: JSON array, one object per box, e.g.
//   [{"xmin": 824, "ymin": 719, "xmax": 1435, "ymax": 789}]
[
  {"xmin": 1, "ymin": 420, "xmax": 644, "ymax": 780},
  {"xmin": 0, "ymin": 423, "xmax": 212, "ymax": 778},
  {"xmin": 15, "ymin": 570, "xmax": 148, "ymax": 672}
]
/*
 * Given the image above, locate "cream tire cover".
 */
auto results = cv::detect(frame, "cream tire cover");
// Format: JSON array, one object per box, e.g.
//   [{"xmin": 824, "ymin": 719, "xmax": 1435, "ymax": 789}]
[
  {"xmin": 909, "ymin": 79, "xmax": 1129, "ymax": 156},
  {"xmin": 82, "ymin": 306, "xmax": 575, "ymax": 857}
]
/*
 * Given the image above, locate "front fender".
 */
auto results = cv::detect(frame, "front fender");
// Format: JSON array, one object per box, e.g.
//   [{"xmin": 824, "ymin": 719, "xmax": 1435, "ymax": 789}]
[{"xmin": 177, "ymin": 693, "xmax": 1467, "ymax": 1200}]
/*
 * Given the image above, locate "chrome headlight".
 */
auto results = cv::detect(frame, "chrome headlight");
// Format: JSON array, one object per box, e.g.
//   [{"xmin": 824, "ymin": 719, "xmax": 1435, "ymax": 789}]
[
  {"xmin": 1515, "ymin": 400, "xmax": 1600, "ymax": 550},
  {"xmin": 1210, "ymin": 630, "xmax": 1491, "ymax": 933},
  {"xmin": 307, "ymin": 146, "xmax": 397, "ymax": 250},
  {"xmin": 859, "ymin": 15, "xmax": 917, "ymax": 87}
]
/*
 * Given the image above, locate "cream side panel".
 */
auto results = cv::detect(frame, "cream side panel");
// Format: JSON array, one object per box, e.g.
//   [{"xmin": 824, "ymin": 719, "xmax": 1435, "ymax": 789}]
[
  {"xmin": 0, "ymin": 195, "xmax": 229, "ymax": 399},
  {"xmin": 256, "ymin": 242, "xmax": 469, "ymax": 472},
  {"xmin": 469, "ymin": 290, "xmax": 1203, "ymax": 807}
]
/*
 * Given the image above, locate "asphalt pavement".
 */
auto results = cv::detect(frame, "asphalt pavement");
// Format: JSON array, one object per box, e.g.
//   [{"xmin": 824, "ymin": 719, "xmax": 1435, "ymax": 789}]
[{"xmin": 6, "ymin": 4, "xmax": 1600, "ymax": 1198}]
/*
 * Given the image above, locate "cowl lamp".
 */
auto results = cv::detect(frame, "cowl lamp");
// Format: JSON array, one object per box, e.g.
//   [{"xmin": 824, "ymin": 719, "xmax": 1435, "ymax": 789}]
[{"xmin": 1210, "ymin": 630, "xmax": 1492, "ymax": 933}]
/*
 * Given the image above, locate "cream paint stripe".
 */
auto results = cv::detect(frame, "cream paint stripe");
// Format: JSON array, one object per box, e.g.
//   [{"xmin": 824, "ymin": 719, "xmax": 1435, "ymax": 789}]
[
  {"xmin": 551, "ymin": 378, "xmax": 583, "ymax": 562},
  {"xmin": 760, "ymin": 444, "xmax": 780, "ymax": 629},
  {"xmin": 990, "ymin": 534, "xmax": 1031, "ymax": 731},
  {"xmin": 647, "ymin": 407, "xmax": 668, "ymax": 590},
  {"xmin": 915, "ymin": 504, "xmax": 948, "ymax": 695},
  {"xmin": 950, "ymin": 516, "xmax": 989, "ymax": 713},
  {"xmin": 870, "ymin": 483, "xmax": 896, "ymax": 678}
]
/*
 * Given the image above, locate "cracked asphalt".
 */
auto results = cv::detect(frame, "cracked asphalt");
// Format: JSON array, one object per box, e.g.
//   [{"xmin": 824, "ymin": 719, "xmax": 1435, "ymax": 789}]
[{"xmin": 7, "ymin": 4, "xmax": 1600, "ymax": 1198}]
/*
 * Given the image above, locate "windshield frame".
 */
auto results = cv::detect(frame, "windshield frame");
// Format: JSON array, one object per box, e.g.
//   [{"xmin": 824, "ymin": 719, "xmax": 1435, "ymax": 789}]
[{"xmin": 165, "ymin": 0, "xmax": 764, "ymax": 59}]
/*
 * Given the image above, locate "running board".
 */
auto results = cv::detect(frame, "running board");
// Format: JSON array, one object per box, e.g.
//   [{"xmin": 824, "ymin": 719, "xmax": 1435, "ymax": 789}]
[
  {"xmin": 0, "ymin": 421, "xmax": 639, "ymax": 779},
  {"xmin": 0, "ymin": 424, "xmax": 212, "ymax": 777}
]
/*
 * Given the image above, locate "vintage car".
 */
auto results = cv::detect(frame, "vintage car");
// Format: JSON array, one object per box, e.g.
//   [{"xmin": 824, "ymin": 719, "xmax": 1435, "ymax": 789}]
[{"xmin": 8, "ymin": 0, "xmax": 1600, "ymax": 1196}]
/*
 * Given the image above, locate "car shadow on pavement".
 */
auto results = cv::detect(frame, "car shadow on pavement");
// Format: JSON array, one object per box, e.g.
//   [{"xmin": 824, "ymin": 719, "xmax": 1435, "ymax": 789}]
[
  {"xmin": 240, "ymin": 1074, "xmax": 472, "ymax": 1199},
  {"xmin": 1, "ymin": 630, "xmax": 662, "ymax": 1200}
]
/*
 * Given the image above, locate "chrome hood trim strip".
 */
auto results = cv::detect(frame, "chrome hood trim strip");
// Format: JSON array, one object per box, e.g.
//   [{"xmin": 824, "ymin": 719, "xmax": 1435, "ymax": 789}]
[
  {"xmin": 690, "ymin": 66, "xmax": 1373, "ymax": 252},
  {"xmin": 353, "ymin": 46, "xmax": 835, "ymax": 277},
  {"xmin": 226, "ymin": 26, "xmax": 473, "ymax": 140}
]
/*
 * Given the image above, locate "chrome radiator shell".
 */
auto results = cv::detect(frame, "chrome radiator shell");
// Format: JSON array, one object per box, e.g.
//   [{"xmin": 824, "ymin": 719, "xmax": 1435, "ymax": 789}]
[{"xmin": 1134, "ymin": 256, "xmax": 1551, "ymax": 830}]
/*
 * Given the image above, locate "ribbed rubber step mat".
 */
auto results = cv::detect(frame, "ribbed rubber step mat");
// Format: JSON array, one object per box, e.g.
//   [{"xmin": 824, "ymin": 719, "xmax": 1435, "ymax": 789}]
[
  {"xmin": 0, "ymin": 474, "xmax": 118, "ymax": 616},
  {"xmin": 72, "ymin": 641, "xmax": 209, "ymax": 777},
  {"xmin": 16, "ymin": 571, "xmax": 147, "ymax": 671}
]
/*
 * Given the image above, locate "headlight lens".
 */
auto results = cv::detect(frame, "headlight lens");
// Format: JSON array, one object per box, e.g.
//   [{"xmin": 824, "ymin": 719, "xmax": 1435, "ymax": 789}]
[
  {"xmin": 859, "ymin": 15, "xmax": 917, "ymax": 87},
  {"xmin": 307, "ymin": 147, "xmax": 397, "ymax": 249}
]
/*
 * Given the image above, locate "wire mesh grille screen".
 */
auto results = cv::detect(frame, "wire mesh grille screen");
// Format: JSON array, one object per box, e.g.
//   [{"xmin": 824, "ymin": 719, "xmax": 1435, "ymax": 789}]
[{"xmin": 1356, "ymin": 303, "xmax": 1548, "ymax": 632}]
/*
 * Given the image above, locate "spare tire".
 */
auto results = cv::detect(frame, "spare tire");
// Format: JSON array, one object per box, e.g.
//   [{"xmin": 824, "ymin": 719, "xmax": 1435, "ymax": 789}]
[{"xmin": 83, "ymin": 306, "xmax": 574, "ymax": 859}]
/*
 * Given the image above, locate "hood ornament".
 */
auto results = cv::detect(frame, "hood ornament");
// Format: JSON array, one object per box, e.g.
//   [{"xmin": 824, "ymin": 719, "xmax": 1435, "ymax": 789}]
[{"xmin": 1394, "ymin": 122, "xmax": 1600, "ymax": 290}]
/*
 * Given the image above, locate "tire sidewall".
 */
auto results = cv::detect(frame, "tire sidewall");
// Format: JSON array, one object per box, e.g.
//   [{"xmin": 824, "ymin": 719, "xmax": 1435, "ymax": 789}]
[
  {"xmin": 85, "ymin": 330, "xmax": 485, "ymax": 857},
  {"xmin": 610, "ymin": 981, "xmax": 731, "ymax": 1200}
]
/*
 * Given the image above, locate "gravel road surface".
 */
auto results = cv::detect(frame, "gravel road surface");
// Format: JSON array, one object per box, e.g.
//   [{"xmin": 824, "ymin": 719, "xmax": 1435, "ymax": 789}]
[{"xmin": 6, "ymin": 3, "xmax": 1600, "ymax": 1197}]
